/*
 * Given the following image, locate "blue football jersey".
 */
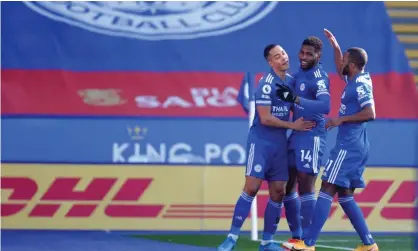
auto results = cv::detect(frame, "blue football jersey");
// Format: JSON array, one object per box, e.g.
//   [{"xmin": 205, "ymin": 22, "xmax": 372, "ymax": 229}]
[
  {"xmin": 251, "ymin": 70, "xmax": 293, "ymax": 141},
  {"xmin": 291, "ymin": 64, "xmax": 330, "ymax": 137},
  {"xmin": 336, "ymin": 72, "xmax": 374, "ymax": 149}
]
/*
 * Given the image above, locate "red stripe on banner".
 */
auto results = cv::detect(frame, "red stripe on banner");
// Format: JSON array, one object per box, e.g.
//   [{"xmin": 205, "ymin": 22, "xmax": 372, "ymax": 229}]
[
  {"xmin": 165, "ymin": 210, "xmax": 234, "ymax": 214},
  {"xmin": 162, "ymin": 215, "xmax": 233, "ymax": 219},
  {"xmin": 326, "ymin": 71, "xmax": 417, "ymax": 119},
  {"xmin": 2, "ymin": 70, "xmax": 417, "ymax": 119},
  {"xmin": 169, "ymin": 204, "xmax": 235, "ymax": 208}
]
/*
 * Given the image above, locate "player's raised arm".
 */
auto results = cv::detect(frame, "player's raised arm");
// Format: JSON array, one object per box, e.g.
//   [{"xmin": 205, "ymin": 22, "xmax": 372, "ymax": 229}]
[
  {"xmin": 326, "ymin": 48, "xmax": 375, "ymax": 130},
  {"xmin": 255, "ymin": 81, "xmax": 314, "ymax": 131},
  {"xmin": 324, "ymin": 29, "xmax": 344, "ymax": 80}
]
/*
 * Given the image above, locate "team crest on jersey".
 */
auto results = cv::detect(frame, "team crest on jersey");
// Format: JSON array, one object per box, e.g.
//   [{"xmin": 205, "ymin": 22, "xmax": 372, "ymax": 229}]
[
  {"xmin": 339, "ymin": 103, "xmax": 346, "ymax": 114},
  {"xmin": 300, "ymin": 83, "xmax": 305, "ymax": 91},
  {"xmin": 24, "ymin": 1, "xmax": 278, "ymax": 40},
  {"xmin": 254, "ymin": 164, "xmax": 262, "ymax": 173}
]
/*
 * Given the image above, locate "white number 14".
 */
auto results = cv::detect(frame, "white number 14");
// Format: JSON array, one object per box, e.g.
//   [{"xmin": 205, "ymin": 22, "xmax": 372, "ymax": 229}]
[{"xmin": 300, "ymin": 150, "xmax": 312, "ymax": 162}]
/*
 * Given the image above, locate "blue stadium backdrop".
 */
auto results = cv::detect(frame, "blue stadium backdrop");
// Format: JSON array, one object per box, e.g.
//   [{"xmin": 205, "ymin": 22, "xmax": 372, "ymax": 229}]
[{"xmin": 1, "ymin": 1, "xmax": 417, "ymax": 234}]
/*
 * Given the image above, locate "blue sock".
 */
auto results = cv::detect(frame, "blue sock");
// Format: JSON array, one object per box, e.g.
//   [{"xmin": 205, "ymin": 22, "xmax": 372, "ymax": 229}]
[
  {"xmin": 339, "ymin": 196, "xmax": 375, "ymax": 245},
  {"xmin": 262, "ymin": 199, "xmax": 283, "ymax": 242},
  {"xmin": 304, "ymin": 191, "xmax": 333, "ymax": 246},
  {"xmin": 284, "ymin": 192, "xmax": 302, "ymax": 239},
  {"xmin": 229, "ymin": 191, "xmax": 254, "ymax": 237},
  {"xmin": 300, "ymin": 192, "xmax": 316, "ymax": 238}
]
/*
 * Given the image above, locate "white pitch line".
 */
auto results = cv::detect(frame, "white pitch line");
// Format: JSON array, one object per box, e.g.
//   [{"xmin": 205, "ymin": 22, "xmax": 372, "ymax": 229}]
[
  {"xmin": 315, "ymin": 244, "xmax": 353, "ymax": 250},
  {"xmin": 317, "ymin": 239, "xmax": 402, "ymax": 243},
  {"xmin": 257, "ymin": 238, "xmax": 404, "ymax": 251},
  {"xmin": 271, "ymin": 240, "xmax": 353, "ymax": 251}
]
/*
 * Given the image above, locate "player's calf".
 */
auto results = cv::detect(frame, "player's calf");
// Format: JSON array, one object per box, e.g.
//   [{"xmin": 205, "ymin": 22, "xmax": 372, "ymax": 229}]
[
  {"xmin": 295, "ymin": 181, "xmax": 337, "ymax": 249},
  {"xmin": 261, "ymin": 181, "xmax": 286, "ymax": 248},
  {"xmin": 231, "ymin": 176, "xmax": 262, "ymax": 234},
  {"xmin": 297, "ymin": 172, "xmax": 318, "ymax": 238},
  {"xmin": 283, "ymin": 168, "xmax": 302, "ymax": 249},
  {"xmin": 338, "ymin": 188, "xmax": 376, "ymax": 248},
  {"xmin": 217, "ymin": 176, "xmax": 262, "ymax": 251}
]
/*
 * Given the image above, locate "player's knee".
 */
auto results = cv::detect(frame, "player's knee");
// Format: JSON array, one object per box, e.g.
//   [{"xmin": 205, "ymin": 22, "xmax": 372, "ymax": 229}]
[
  {"xmin": 297, "ymin": 172, "xmax": 317, "ymax": 194},
  {"xmin": 243, "ymin": 176, "xmax": 262, "ymax": 197},
  {"xmin": 269, "ymin": 188, "xmax": 285, "ymax": 202},
  {"xmin": 243, "ymin": 184, "xmax": 259, "ymax": 197},
  {"xmin": 337, "ymin": 187, "xmax": 355, "ymax": 197},
  {"xmin": 285, "ymin": 179, "xmax": 297, "ymax": 195},
  {"xmin": 285, "ymin": 168, "xmax": 298, "ymax": 195},
  {"xmin": 319, "ymin": 180, "xmax": 337, "ymax": 196},
  {"xmin": 268, "ymin": 181, "xmax": 286, "ymax": 202}
]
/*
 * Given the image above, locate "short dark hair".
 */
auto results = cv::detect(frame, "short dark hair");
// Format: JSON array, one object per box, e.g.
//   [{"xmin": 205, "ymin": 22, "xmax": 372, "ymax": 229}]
[
  {"xmin": 264, "ymin": 44, "xmax": 277, "ymax": 60},
  {"xmin": 302, "ymin": 36, "xmax": 323, "ymax": 53},
  {"xmin": 347, "ymin": 47, "xmax": 368, "ymax": 69}
]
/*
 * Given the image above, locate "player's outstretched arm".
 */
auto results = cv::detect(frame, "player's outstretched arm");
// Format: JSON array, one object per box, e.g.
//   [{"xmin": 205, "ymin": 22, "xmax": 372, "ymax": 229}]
[
  {"xmin": 276, "ymin": 80, "xmax": 331, "ymax": 115},
  {"xmin": 326, "ymin": 83, "xmax": 376, "ymax": 129},
  {"xmin": 324, "ymin": 29, "xmax": 344, "ymax": 80},
  {"xmin": 257, "ymin": 106, "xmax": 314, "ymax": 131},
  {"xmin": 340, "ymin": 105, "xmax": 376, "ymax": 124},
  {"xmin": 326, "ymin": 105, "xmax": 375, "ymax": 130},
  {"xmin": 295, "ymin": 93, "xmax": 330, "ymax": 114}
]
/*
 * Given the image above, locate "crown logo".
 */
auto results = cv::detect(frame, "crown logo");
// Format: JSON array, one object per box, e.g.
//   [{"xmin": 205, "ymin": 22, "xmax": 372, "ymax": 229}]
[{"xmin": 127, "ymin": 125, "xmax": 148, "ymax": 140}]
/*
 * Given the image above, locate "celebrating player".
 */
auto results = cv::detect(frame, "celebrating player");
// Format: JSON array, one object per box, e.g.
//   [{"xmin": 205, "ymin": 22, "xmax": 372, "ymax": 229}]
[
  {"xmin": 276, "ymin": 37, "xmax": 331, "ymax": 249},
  {"xmin": 292, "ymin": 29, "xmax": 378, "ymax": 251},
  {"xmin": 217, "ymin": 44, "xmax": 315, "ymax": 251}
]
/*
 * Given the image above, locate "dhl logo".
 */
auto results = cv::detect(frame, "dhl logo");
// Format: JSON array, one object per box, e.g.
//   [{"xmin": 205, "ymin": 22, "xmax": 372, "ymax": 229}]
[
  {"xmin": 1, "ymin": 177, "xmax": 416, "ymax": 220},
  {"xmin": 1, "ymin": 176, "xmax": 235, "ymax": 219},
  {"xmin": 1, "ymin": 177, "xmax": 164, "ymax": 218}
]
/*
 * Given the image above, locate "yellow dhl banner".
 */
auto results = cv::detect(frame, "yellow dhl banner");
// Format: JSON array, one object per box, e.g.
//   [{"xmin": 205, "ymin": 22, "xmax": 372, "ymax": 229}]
[{"xmin": 1, "ymin": 164, "xmax": 415, "ymax": 232}]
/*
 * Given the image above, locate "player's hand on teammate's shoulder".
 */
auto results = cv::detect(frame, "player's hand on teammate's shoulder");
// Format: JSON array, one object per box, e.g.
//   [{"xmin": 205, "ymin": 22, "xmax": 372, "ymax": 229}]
[
  {"xmin": 325, "ymin": 117, "xmax": 343, "ymax": 130},
  {"xmin": 324, "ymin": 28, "xmax": 339, "ymax": 49},
  {"xmin": 275, "ymin": 83, "xmax": 296, "ymax": 103},
  {"xmin": 292, "ymin": 117, "xmax": 316, "ymax": 131}
]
